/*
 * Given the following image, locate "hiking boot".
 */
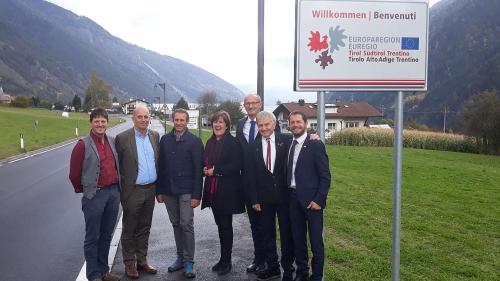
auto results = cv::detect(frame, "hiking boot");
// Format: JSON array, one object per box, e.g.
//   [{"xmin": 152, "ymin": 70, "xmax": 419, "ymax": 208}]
[
  {"xmin": 167, "ymin": 256, "xmax": 184, "ymax": 272},
  {"xmin": 184, "ymin": 261, "xmax": 195, "ymax": 279}
]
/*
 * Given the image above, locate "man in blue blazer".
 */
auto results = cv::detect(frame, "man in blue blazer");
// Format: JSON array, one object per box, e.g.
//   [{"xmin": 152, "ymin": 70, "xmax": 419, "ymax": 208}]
[
  {"xmin": 286, "ymin": 111, "xmax": 331, "ymax": 281},
  {"xmin": 236, "ymin": 93, "xmax": 270, "ymax": 273},
  {"xmin": 156, "ymin": 109, "xmax": 204, "ymax": 279}
]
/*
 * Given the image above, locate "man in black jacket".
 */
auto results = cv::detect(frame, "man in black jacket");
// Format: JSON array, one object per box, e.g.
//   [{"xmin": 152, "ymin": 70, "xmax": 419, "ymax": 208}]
[
  {"xmin": 246, "ymin": 111, "xmax": 295, "ymax": 281},
  {"xmin": 156, "ymin": 109, "xmax": 204, "ymax": 279}
]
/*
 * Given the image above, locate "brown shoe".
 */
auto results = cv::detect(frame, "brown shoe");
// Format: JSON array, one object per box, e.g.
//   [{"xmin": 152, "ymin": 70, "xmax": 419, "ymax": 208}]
[
  {"xmin": 137, "ymin": 262, "xmax": 158, "ymax": 274},
  {"xmin": 101, "ymin": 272, "xmax": 121, "ymax": 281},
  {"xmin": 125, "ymin": 264, "xmax": 139, "ymax": 279}
]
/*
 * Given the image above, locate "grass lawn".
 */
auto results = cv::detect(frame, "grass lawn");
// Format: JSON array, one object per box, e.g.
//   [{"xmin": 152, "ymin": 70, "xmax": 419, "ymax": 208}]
[
  {"xmin": 325, "ymin": 146, "xmax": 499, "ymax": 280},
  {"xmin": 0, "ymin": 106, "xmax": 120, "ymax": 159}
]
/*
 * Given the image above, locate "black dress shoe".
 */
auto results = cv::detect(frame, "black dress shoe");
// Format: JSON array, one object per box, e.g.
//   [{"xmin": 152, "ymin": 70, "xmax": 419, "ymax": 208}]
[
  {"xmin": 255, "ymin": 263, "xmax": 268, "ymax": 274},
  {"xmin": 211, "ymin": 261, "xmax": 223, "ymax": 272},
  {"xmin": 246, "ymin": 262, "xmax": 260, "ymax": 273},
  {"xmin": 217, "ymin": 263, "xmax": 232, "ymax": 276},
  {"xmin": 293, "ymin": 274, "xmax": 310, "ymax": 281},
  {"xmin": 257, "ymin": 267, "xmax": 281, "ymax": 280},
  {"xmin": 282, "ymin": 271, "xmax": 294, "ymax": 281}
]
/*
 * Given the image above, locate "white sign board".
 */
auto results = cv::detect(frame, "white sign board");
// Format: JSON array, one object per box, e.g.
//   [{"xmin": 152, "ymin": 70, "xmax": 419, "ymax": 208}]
[{"xmin": 295, "ymin": 0, "xmax": 429, "ymax": 91}]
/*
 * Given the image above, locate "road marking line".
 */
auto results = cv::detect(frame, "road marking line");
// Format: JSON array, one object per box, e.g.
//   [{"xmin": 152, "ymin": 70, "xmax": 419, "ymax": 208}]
[
  {"xmin": 75, "ymin": 213, "xmax": 123, "ymax": 281},
  {"xmin": 7, "ymin": 140, "xmax": 77, "ymax": 164}
]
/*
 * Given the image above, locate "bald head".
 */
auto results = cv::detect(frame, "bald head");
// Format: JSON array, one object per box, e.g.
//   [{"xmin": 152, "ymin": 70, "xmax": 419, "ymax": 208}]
[
  {"xmin": 133, "ymin": 106, "xmax": 150, "ymax": 134},
  {"xmin": 243, "ymin": 93, "xmax": 262, "ymax": 119}
]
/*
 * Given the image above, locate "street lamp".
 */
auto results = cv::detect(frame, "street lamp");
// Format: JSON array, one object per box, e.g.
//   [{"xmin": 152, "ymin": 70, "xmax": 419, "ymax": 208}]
[{"xmin": 154, "ymin": 83, "xmax": 166, "ymax": 134}]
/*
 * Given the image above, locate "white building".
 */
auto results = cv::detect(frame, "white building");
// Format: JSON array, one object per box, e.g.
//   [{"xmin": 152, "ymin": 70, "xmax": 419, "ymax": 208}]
[
  {"xmin": 122, "ymin": 99, "xmax": 151, "ymax": 114},
  {"xmin": 273, "ymin": 101, "xmax": 383, "ymax": 135}
]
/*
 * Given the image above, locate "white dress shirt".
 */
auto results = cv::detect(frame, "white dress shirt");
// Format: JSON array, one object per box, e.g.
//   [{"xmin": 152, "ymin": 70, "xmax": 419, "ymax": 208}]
[
  {"xmin": 261, "ymin": 133, "xmax": 276, "ymax": 173},
  {"xmin": 289, "ymin": 132, "xmax": 307, "ymax": 188},
  {"xmin": 243, "ymin": 117, "xmax": 258, "ymax": 142}
]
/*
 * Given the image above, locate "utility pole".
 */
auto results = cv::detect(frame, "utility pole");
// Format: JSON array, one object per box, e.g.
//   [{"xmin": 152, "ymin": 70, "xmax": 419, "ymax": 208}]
[
  {"xmin": 443, "ymin": 105, "xmax": 447, "ymax": 133},
  {"xmin": 154, "ymin": 83, "xmax": 167, "ymax": 134},
  {"xmin": 257, "ymin": 0, "xmax": 265, "ymax": 104}
]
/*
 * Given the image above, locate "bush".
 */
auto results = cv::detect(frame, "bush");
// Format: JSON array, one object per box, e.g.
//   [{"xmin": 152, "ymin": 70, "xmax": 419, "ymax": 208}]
[
  {"xmin": 327, "ymin": 128, "xmax": 479, "ymax": 153},
  {"xmin": 11, "ymin": 95, "xmax": 30, "ymax": 108}
]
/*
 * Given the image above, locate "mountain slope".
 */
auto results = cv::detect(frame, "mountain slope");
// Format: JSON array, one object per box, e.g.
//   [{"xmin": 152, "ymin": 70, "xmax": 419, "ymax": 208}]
[{"xmin": 0, "ymin": 0, "xmax": 243, "ymax": 103}]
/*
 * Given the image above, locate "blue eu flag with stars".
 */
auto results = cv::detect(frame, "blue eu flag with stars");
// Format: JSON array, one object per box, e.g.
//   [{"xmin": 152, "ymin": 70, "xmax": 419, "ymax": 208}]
[{"xmin": 401, "ymin": 37, "xmax": 419, "ymax": 50}]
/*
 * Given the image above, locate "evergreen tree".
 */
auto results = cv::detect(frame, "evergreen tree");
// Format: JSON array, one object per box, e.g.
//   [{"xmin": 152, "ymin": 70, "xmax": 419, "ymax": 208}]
[
  {"xmin": 72, "ymin": 94, "xmax": 82, "ymax": 112},
  {"xmin": 217, "ymin": 100, "xmax": 244, "ymax": 128},
  {"xmin": 174, "ymin": 97, "xmax": 189, "ymax": 110}
]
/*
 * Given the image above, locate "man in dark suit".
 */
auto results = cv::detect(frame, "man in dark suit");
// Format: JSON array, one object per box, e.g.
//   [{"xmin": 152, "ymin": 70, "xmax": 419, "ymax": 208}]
[
  {"xmin": 286, "ymin": 111, "xmax": 331, "ymax": 281},
  {"xmin": 246, "ymin": 111, "xmax": 295, "ymax": 281},
  {"xmin": 115, "ymin": 106, "xmax": 160, "ymax": 279},
  {"xmin": 236, "ymin": 93, "xmax": 269, "ymax": 273},
  {"xmin": 156, "ymin": 109, "xmax": 203, "ymax": 279}
]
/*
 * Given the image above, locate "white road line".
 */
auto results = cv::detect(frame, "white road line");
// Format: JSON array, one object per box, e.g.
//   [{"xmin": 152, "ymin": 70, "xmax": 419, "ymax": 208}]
[
  {"xmin": 75, "ymin": 213, "xmax": 123, "ymax": 281},
  {"xmin": 7, "ymin": 140, "xmax": 77, "ymax": 164}
]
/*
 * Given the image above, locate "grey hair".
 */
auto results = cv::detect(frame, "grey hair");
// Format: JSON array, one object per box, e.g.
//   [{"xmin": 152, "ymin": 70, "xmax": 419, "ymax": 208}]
[{"xmin": 256, "ymin": 111, "xmax": 276, "ymax": 124}]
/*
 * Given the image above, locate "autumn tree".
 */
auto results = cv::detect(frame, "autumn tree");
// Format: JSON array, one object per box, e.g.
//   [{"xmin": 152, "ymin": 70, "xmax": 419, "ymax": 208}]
[
  {"xmin": 217, "ymin": 100, "xmax": 244, "ymax": 129},
  {"xmin": 84, "ymin": 70, "xmax": 111, "ymax": 110},
  {"xmin": 174, "ymin": 97, "xmax": 189, "ymax": 110},
  {"xmin": 11, "ymin": 95, "xmax": 30, "ymax": 108},
  {"xmin": 458, "ymin": 90, "xmax": 500, "ymax": 154}
]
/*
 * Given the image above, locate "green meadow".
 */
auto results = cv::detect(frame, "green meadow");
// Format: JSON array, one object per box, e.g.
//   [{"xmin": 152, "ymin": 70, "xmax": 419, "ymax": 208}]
[
  {"xmin": 324, "ymin": 146, "xmax": 499, "ymax": 280},
  {"xmin": 194, "ymin": 126, "xmax": 499, "ymax": 280},
  {"xmin": 0, "ymin": 106, "xmax": 120, "ymax": 159}
]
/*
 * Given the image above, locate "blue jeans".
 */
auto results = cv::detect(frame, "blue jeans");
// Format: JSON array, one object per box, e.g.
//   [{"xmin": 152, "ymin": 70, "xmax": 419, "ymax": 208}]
[{"xmin": 82, "ymin": 184, "xmax": 120, "ymax": 281}]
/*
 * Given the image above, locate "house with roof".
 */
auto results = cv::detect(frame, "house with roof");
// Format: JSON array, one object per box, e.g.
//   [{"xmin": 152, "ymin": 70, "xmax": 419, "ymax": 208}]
[
  {"xmin": 273, "ymin": 100, "xmax": 383, "ymax": 134},
  {"xmin": 0, "ymin": 87, "xmax": 13, "ymax": 104},
  {"xmin": 122, "ymin": 99, "xmax": 152, "ymax": 114}
]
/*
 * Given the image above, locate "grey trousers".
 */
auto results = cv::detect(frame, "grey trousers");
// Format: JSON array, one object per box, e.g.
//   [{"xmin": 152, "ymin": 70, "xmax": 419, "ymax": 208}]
[{"xmin": 164, "ymin": 194, "xmax": 195, "ymax": 262}]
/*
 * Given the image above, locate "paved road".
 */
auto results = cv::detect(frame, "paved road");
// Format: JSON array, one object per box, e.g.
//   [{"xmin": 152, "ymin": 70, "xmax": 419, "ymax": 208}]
[
  {"xmin": 111, "ymin": 202, "xmax": 256, "ymax": 281},
  {"xmin": 0, "ymin": 117, "xmax": 137, "ymax": 281}
]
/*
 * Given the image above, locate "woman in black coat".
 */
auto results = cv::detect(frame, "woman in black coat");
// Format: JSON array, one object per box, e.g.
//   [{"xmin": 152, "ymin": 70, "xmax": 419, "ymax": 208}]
[{"xmin": 201, "ymin": 110, "xmax": 245, "ymax": 276}]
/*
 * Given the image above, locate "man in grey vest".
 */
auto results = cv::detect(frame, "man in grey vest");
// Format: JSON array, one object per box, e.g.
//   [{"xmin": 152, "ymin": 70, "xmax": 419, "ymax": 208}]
[{"xmin": 69, "ymin": 108, "xmax": 121, "ymax": 281}]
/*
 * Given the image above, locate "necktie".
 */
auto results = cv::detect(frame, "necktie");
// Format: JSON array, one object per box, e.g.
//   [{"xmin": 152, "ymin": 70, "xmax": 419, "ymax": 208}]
[
  {"xmin": 266, "ymin": 138, "xmax": 271, "ymax": 172},
  {"xmin": 287, "ymin": 140, "xmax": 298, "ymax": 187},
  {"xmin": 249, "ymin": 120, "xmax": 256, "ymax": 143}
]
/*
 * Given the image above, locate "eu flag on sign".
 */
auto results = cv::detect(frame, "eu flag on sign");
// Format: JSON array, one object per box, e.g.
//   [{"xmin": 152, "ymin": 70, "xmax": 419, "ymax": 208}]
[{"xmin": 401, "ymin": 37, "xmax": 419, "ymax": 50}]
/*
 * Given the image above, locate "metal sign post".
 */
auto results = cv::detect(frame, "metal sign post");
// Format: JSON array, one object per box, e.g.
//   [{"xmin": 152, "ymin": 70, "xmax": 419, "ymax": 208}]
[
  {"xmin": 392, "ymin": 91, "xmax": 404, "ymax": 281},
  {"xmin": 294, "ymin": 1, "xmax": 429, "ymax": 280},
  {"xmin": 317, "ymin": 91, "xmax": 325, "ymax": 142}
]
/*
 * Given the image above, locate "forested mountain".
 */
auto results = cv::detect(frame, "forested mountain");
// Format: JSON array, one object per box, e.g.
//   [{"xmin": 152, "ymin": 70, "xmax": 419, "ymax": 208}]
[
  {"xmin": 0, "ymin": 0, "xmax": 243, "ymax": 103},
  {"xmin": 327, "ymin": 0, "xmax": 500, "ymax": 130}
]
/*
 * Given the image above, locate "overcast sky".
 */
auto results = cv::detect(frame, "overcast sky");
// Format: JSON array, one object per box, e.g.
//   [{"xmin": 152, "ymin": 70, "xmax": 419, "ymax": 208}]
[{"xmin": 47, "ymin": 0, "xmax": 440, "ymax": 103}]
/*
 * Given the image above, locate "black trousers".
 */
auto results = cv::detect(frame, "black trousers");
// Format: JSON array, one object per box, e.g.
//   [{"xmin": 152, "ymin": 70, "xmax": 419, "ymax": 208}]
[
  {"xmin": 260, "ymin": 201, "xmax": 295, "ymax": 272},
  {"xmin": 246, "ymin": 203, "xmax": 266, "ymax": 264},
  {"xmin": 213, "ymin": 212, "xmax": 233, "ymax": 264},
  {"xmin": 289, "ymin": 191, "xmax": 324, "ymax": 281}
]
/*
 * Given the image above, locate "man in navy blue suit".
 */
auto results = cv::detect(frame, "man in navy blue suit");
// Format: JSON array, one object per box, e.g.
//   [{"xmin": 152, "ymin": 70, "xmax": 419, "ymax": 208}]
[
  {"xmin": 156, "ymin": 108, "xmax": 204, "ymax": 279},
  {"xmin": 286, "ymin": 111, "xmax": 331, "ymax": 281},
  {"xmin": 236, "ymin": 93, "xmax": 269, "ymax": 274}
]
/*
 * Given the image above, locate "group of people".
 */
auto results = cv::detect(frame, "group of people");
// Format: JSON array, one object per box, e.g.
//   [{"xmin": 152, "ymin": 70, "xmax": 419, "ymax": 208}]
[{"xmin": 69, "ymin": 93, "xmax": 331, "ymax": 281}]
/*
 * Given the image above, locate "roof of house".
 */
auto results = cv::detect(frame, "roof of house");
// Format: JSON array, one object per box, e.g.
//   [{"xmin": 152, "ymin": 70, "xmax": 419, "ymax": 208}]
[
  {"xmin": 273, "ymin": 101, "xmax": 383, "ymax": 118},
  {"xmin": 123, "ymin": 99, "xmax": 151, "ymax": 105},
  {"xmin": 0, "ymin": 94, "xmax": 12, "ymax": 102}
]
